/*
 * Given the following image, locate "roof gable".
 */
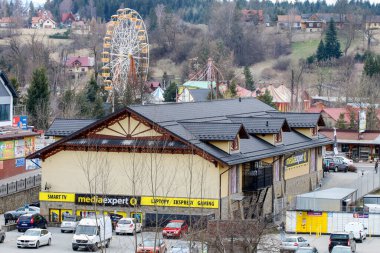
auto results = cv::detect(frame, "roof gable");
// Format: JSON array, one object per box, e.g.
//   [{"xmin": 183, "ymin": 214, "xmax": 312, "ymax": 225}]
[
  {"xmin": 0, "ymin": 71, "xmax": 17, "ymax": 98},
  {"xmin": 267, "ymin": 112, "xmax": 325, "ymax": 128},
  {"xmin": 180, "ymin": 122, "xmax": 249, "ymax": 141},
  {"xmin": 228, "ymin": 116, "xmax": 290, "ymax": 134}
]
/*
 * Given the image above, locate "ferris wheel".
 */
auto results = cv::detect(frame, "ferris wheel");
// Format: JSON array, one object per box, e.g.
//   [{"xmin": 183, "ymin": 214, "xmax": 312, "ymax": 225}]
[{"xmin": 101, "ymin": 8, "xmax": 149, "ymax": 100}]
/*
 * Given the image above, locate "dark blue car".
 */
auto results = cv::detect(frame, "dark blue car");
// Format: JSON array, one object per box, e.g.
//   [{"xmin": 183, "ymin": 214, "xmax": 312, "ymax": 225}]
[{"xmin": 17, "ymin": 213, "xmax": 47, "ymax": 232}]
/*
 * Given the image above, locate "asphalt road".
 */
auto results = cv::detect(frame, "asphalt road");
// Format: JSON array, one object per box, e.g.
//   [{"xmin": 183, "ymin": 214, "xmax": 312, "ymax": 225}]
[{"xmin": 0, "ymin": 227, "xmax": 193, "ymax": 253}]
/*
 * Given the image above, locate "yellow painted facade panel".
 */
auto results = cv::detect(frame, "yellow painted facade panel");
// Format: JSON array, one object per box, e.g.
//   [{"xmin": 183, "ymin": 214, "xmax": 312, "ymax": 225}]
[
  {"xmin": 96, "ymin": 128, "xmax": 126, "ymax": 137},
  {"xmin": 256, "ymin": 134, "xmax": 274, "ymax": 145},
  {"xmin": 295, "ymin": 128, "xmax": 312, "ymax": 138},
  {"xmin": 42, "ymin": 151, "xmax": 219, "ymax": 199},
  {"xmin": 209, "ymin": 141, "xmax": 230, "ymax": 153},
  {"xmin": 296, "ymin": 211, "xmax": 328, "ymax": 234}
]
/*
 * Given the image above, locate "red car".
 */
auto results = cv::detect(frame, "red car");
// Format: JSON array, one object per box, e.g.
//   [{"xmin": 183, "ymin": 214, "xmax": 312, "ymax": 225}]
[
  {"xmin": 137, "ymin": 238, "xmax": 167, "ymax": 253},
  {"xmin": 162, "ymin": 220, "xmax": 188, "ymax": 239}
]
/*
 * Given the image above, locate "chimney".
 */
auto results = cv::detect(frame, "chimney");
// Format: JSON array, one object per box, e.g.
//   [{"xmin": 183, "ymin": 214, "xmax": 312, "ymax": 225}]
[{"xmin": 266, "ymin": 121, "xmax": 269, "ymax": 127}]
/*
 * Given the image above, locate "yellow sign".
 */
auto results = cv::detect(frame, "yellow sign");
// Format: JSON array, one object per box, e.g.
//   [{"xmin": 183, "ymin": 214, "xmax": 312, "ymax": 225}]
[
  {"xmin": 141, "ymin": 196, "xmax": 219, "ymax": 209},
  {"xmin": 39, "ymin": 192, "xmax": 75, "ymax": 202}
]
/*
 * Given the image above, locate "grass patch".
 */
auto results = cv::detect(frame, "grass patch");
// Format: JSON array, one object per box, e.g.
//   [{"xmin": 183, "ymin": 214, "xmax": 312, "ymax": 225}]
[{"xmin": 291, "ymin": 39, "xmax": 320, "ymax": 62}]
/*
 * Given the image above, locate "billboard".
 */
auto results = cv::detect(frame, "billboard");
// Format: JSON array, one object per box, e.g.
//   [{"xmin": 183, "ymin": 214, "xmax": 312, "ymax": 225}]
[
  {"xmin": 359, "ymin": 110, "xmax": 366, "ymax": 133},
  {"xmin": 14, "ymin": 139, "xmax": 25, "ymax": 158},
  {"xmin": 24, "ymin": 137, "xmax": 35, "ymax": 156},
  {"xmin": 12, "ymin": 115, "xmax": 28, "ymax": 130},
  {"xmin": 0, "ymin": 141, "xmax": 15, "ymax": 160},
  {"xmin": 285, "ymin": 151, "xmax": 309, "ymax": 168}
]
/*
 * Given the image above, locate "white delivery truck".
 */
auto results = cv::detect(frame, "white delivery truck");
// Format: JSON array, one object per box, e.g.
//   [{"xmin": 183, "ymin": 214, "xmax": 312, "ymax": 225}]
[{"xmin": 72, "ymin": 216, "xmax": 112, "ymax": 251}]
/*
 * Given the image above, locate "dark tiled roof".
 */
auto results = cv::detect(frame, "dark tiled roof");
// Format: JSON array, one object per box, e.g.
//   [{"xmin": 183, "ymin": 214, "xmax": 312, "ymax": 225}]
[
  {"xmin": 228, "ymin": 117, "xmax": 290, "ymax": 134},
  {"xmin": 267, "ymin": 112, "xmax": 324, "ymax": 128},
  {"xmin": 180, "ymin": 122, "xmax": 248, "ymax": 141},
  {"xmin": 46, "ymin": 118, "xmax": 96, "ymax": 137}
]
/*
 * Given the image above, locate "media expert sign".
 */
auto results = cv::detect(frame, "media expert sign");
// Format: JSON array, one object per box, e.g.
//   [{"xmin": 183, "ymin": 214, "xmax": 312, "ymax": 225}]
[
  {"xmin": 141, "ymin": 197, "xmax": 219, "ymax": 209},
  {"xmin": 285, "ymin": 151, "xmax": 309, "ymax": 168},
  {"xmin": 39, "ymin": 192, "xmax": 75, "ymax": 203},
  {"xmin": 75, "ymin": 194, "xmax": 140, "ymax": 207}
]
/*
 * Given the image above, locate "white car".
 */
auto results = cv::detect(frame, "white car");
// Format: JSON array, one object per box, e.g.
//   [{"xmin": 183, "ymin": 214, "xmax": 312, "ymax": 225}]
[
  {"xmin": 60, "ymin": 215, "xmax": 79, "ymax": 233},
  {"xmin": 280, "ymin": 236, "xmax": 309, "ymax": 252},
  {"xmin": 115, "ymin": 218, "xmax": 142, "ymax": 235},
  {"xmin": 344, "ymin": 221, "xmax": 367, "ymax": 242},
  {"xmin": 334, "ymin": 156, "xmax": 353, "ymax": 166},
  {"xmin": 17, "ymin": 228, "xmax": 52, "ymax": 248}
]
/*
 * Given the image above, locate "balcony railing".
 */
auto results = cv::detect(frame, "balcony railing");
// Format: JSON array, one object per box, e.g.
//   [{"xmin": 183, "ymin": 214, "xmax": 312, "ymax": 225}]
[{"xmin": 243, "ymin": 161, "xmax": 273, "ymax": 192}]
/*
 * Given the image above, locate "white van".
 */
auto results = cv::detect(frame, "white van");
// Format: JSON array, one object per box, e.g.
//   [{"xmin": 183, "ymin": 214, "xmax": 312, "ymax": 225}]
[
  {"xmin": 72, "ymin": 216, "xmax": 112, "ymax": 251},
  {"xmin": 344, "ymin": 222, "xmax": 367, "ymax": 242}
]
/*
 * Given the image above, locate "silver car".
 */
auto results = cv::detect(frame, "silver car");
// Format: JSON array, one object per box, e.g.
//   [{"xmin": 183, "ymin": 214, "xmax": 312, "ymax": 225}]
[
  {"xmin": 280, "ymin": 236, "xmax": 310, "ymax": 252},
  {"xmin": 60, "ymin": 215, "xmax": 79, "ymax": 233}
]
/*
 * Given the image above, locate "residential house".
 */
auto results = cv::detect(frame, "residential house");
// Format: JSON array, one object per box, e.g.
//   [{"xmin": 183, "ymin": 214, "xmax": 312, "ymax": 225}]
[
  {"xmin": 241, "ymin": 9, "xmax": 264, "ymax": 24},
  {"xmin": 28, "ymin": 98, "xmax": 331, "ymax": 223},
  {"xmin": 31, "ymin": 10, "xmax": 56, "ymax": 29},
  {"xmin": 71, "ymin": 20, "xmax": 88, "ymax": 30},
  {"xmin": 177, "ymin": 87, "xmax": 209, "ymax": 102},
  {"xmin": 365, "ymin": 16, "xmax": 380, "ymax": 30},
  {"xmin": 61, "ymin": 12, "xmax": 76, "ymax": 27},
  {"xmin": 0, "ymin": 17, "xmax": 16, "ymax": 28},
  {"xmin": 65, "ymin": 56, "xmax": 95, "ymax": 74},
  {"xmin": 146, "ymin": 81, "xmax": 162, "ymax": 93},
  {"xmin": 316, "ymin": 13, "xmax": 346, "ymax": 29},
  {"xmin": 277, "ymin": 15, "xmax": 302, "ymax": 30},
  {"xmin": 301, "ymin": 14, "xmax": 325, "ymax": 32},
  {"xmin": 0, "ymin": 71, "xmax": 16, "ymax": 127}
]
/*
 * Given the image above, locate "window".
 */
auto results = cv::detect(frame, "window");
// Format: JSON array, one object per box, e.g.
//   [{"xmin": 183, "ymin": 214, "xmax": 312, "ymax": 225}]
[
  {"xmin": 275, "ymin": 132, "xmax": 282, "ymax": 143},
  {"xmin": 81, "ymin": 68, "xmax": 85, "ymax": 72},
  {"xmin": 231, "ymin": 137, "xmax": 239, "ymax": 151},
  {"xmin": 312, "ymin": 127, "xmax": 318, "ymax": 136},
  {"xmin": 0, "ymin": 104, "xmax": 10, "ymax": 121}
]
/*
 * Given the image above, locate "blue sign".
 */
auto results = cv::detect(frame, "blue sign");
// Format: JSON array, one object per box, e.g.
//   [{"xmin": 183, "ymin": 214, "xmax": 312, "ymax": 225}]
[
  {"xmin": 20, "ymin": 116, "xmax": 28, "ymax": 130},
  {"xmin": 15, "ymin": 158, "xmax": 25, "ymax": 167}
]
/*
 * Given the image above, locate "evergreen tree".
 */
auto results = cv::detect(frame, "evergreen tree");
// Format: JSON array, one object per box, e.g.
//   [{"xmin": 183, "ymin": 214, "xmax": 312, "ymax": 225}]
[
  {"xmin": 324, "ymin": 19, "xmax": 342, "ymax": 60},
  {"xmin": 257, "ymin": 89, "xmax": 277, "ymax": 109},
  {"xmin": 163, "ymin": 82, "xmax": 177, "ymax": 102},
  {"xmin": 229, "ymin": 80, "xmax": 237, "ymax": 97},
  {"xmin": 243, "ymin": 66, "xmax": 255, "ymax": 91},
  {"xmin": 26, "ymin": 68, "xmax": 50, "ymax": 129},
  {"xmin": 363, "ymin": 53, "xmax": 380, "ymax": 77},
  {"xmin": 335, "ymin": 112, "xmax": 347, "ymax": 129},
  {"xmin": 86, "ymin": 75, "xmax": 99, "ymax": 103},
  {"xmin": 316, "ymin": 40, "xmax": 326, "ymax": 62},
  {"xmin": 367, "ymin": 106, "xmax": 379, "ymax": 130},
  {"xmin": 349, "ymin": 110, "xmax": 356, "ymax": 129}
]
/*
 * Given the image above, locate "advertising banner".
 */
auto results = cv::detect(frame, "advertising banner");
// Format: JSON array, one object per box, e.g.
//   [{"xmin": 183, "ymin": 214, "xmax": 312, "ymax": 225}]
[
  {"xmin": 39, "ymin": 192, "xmax": 75, "ymax": 202},
  {"xmin": 12, "ymin": 116, "xmax": 20, "ymax": 127},
  {"xmin": 20, "ymin": 116, "xmax": 28, "ymax": 130},
  {"xmin": 285, "ymin": 151, "xmax": 309, "ymax": 168},
  {"xmin": 24, "ymin": 137, "xmax": 35, "ymax": 156},
  {"xmin": 75, "ymin": 194, "xmax": 140, "ymax": 207},
  {"xmin": 359, "ymin": 110, "xmax": 366, "ymax": 133},
  {"xmin": 141, "ymin": 196, "xmax": 219, "ymax": 209},
  {"xmin": 0, "ymin": 141, "xmax": 15, "ymax": 160},
  {"xmin": 14, "ymin": 139, "xmax": 25, "ymax": 158}
]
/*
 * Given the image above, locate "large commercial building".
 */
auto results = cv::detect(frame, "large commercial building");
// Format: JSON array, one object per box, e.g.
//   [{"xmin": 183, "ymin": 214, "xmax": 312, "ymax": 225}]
[{"xmin": 28, "ymin": 98, "xmax": 331, "ymax": 225}]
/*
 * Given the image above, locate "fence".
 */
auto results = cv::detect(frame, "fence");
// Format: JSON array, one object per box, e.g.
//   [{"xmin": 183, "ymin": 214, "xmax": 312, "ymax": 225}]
[
  {"xmin": 0, "ymin": 174, "xmax": 41, "ymax": 197},
  {"xmin": 354, "ymin": 169, "xmax": 380, "ymax": 199}
]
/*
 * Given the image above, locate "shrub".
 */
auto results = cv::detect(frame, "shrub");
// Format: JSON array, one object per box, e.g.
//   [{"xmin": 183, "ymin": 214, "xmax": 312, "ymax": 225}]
[
  {"xmin": 272, "ymin": 57, "xmax": 290, "ymax": 71},
  {"xmin": 48, "ymin": 29, "xmax": 71, "ymax": 39}
]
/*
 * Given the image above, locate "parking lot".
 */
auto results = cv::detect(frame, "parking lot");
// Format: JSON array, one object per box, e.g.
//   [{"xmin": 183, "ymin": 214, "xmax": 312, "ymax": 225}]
[{"xmin": 0, "ymin": 227, "xmax": 192, "ymax": 253}]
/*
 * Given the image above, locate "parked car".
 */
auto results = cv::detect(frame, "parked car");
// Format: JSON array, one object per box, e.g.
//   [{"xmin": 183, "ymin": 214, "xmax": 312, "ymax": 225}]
[
  {"xmin": 60, "ymin": 214, "xmax": 80, "ymax": 233},
  {"xmin": 0, "ymin": 226, "xmax": 5, "ymax": 243},
  {"xmin": 4, "ymin": 206, "xmax": 40, "ymax": 224},
  {"xmin": 296, "ymin": 246, "xmax": 318, "ymax": 253},
  {"xmin": 17, "ymin": 213, "xmax": 48, "ymax": 232},
  {"xmin": 334, "ymin": 156, "xmax": 354, "ymax": 166},
  {"xmin": 323, "ymin": 157, "xmax": 348, "ymax": 172},
  {"xmin": 16, "ymin": 228, "xmax": 51, "ymax": 248},
  {"xmin": 137, "ymin": 238, "xmax": 167, "ymax": 253},
  {"xmin": 170, "ymin": 241, "xmax": 204, "ymax": 253},
  {"xmin": 280, "ymin": 236, "xmax": 310, "ymax": 252},
  {"xmin": 328, "ymin": 232, "xmax": 356, "ymax": 253},
  {"xmin": 115, "ymin": 218, "xmax": 142, "ymax": 235},
  {"xmin": 109, "ymin": 213, "xmax": 123, "ymax": 230},
  {"xmin": 344, "ymin": 222, "xmax": 367, "ymax": 242},
  {"xmin": 162, "ymin": 220, "xmax": 188, "ymax": 239},
  {"xmin": 330, "ymin": 246, "xmax": 353, "ymax": 253}
]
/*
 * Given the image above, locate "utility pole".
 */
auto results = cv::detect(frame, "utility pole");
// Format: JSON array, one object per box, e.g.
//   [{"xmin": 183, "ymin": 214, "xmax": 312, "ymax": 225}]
[{"xmin": 290, "ymin": 69, "xmax": 294, "ymax": 111}]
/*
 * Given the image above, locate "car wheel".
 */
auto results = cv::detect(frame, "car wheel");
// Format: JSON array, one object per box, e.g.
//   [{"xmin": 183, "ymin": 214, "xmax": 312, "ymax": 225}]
[
  {"xmin": 72, "ymin": 245, "xmax": 78, "ymax": 251},
  {"xmin": 61, "ymin": 229, "xmax": 65, "ymax": 233},
  {"xmin": 48, "ymin": 238, "xmax": 51, "ymax": 246},
  {"xmin": 359, "ymin": 236, "xmax": 363, "ymax": 243},
  {"xmin": 335, "ymin": 167, "xmax": 338, "ymax": 172},
  {"xmin": 17, "ymin": 246, "xmax": 21, "ymax": 248},
  {"xmin": 0, "ymin": 235, "xmax": 4, "ymax": 243},
  {"xmin": 106, "ymin": 239, "xmax": 110, "ymax": 248},
  {"xmin": 36, "ymin": 241, "xmax": 40, "ymax": 249},
  {"xmin": 116, "ymin": 232, "xmax": 119, "ymax": 235},
  {"xmin": 17, "ymin": 229, "xmax": 21, "ymax": 232}
]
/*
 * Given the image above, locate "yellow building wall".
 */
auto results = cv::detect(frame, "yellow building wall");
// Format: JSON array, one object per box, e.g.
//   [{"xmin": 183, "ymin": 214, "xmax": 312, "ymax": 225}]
[
  {"xmin": 316, "ymin": 148, "xmax": 323, "ymax": 171},
  {"xmin": 220, "ymin": 164, "xmax": 229, "ymax": 198},
  {"xmin": 296, "ymin": 211, "xmax": 328, "ymax": 233},
  {"xmin": 42, "ymin": 151, "xmax": 219, "ymax": 199},
  {"xmin": 294, "ymin": 128, "xmax": 312, "ymax": 138},
  {"xmin": 97, "ymin": 117, "xmax": 162, "ymax": 137},
  {"xmin": 209, "ymin": 141, "xmax": 230, "ymax": 154},
  {"xmin": 261, "ymin": 157, "xmax": 273, "ymax": 164},
  {"xmin": 284, "ymin": 151, "xmax": 310, "ymax": 180},
  {"xmin": 256, "ymin": 134, "xmax": 274, "ymax": 145}
]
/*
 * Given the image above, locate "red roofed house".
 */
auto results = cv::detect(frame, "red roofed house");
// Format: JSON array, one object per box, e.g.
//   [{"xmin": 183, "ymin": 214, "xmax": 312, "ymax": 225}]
[
  {"xmin": 277, "ymin": 15, "xmax": 302, "ymax": 30},
  {"xmin": 0, "ymin": 17, "xmax": 16, "ymax": 28},
  {"xmin": 241, "ymin": 9, "xmax": 264, "ymax": 24},
  {"xmin": 31, "ymin": 10, "xmax": 56, "ymax": 29},
  {"xmin": 65, "ymin": 56, "xmax": 95, "ymax": 74},
  {"xmin": 61, "ymin": 12, "xmax": 76, "ymax": 27},
  {"xmin": 145, "ymin": 81, "xmax": 162, "ymax": 93}
]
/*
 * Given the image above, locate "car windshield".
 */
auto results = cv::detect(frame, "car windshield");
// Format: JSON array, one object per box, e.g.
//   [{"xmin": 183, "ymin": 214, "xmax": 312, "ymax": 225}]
[
  {"xmin": 331, "ymin": 234, "xmax": 349, "ymax": 240},
  {"xmin": 331, "ymin": 247, "xmax": 351, "ymax": 253},
  {"xmin": 142, "ymin": 240, "xmax": 161, "ymax": 247},
  {"xmin": 166, "ymin": 222, "xmax": 182, "ymax": 228},
  {"xmin": 119, "ymin": 220, "xmax": 131, "ymax": 224},
  {"xmin": 19, "ymin": 215, "xmax": 31, "ymax": 221},
  {"xmin": 284, "ymin": 238, "xmax": 297, "ymax": 242},
  {"xmin": 24, "ymin": 230, "xmax": 40, "ymax": 236},
  {"xmin": 63, "ymin": 216, "xmax": 76, "ymax": 222},
  {"xmin": 75, "ymin": 225, "xmax": 97, "ymax": 235}
]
